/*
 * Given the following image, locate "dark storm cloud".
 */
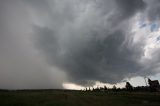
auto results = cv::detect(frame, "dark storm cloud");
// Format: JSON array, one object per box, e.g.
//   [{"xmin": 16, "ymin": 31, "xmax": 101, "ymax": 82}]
[
  {"xmin": 31, "ymin": 0, "xmax": 148, "ymax": 86},
  {"xmin": 34, "ymin": 25, "xmax": 144, "ymax": 85},
  {"xmin": 109, "ymin": 0, "xmax": 146, "ymax": 25},
  {"xmin": 116, "ymin": 0, "xmax": 146, "ymax": 15}
]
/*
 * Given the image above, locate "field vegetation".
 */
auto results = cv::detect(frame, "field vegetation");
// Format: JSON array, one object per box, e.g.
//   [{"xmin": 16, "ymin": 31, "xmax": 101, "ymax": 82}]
[{"xmin": 0, "ymin": 90, "xmax": 160, "ymax": 106}]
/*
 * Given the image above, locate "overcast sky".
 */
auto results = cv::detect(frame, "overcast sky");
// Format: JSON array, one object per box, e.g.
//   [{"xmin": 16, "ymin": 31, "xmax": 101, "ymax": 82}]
[{"xmin": 0, "ymin": 0, "xmax": 160, "ymax": 89}]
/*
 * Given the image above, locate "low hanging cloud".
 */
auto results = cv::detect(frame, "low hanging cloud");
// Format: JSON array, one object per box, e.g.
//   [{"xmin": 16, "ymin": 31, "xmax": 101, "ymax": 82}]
[{"xmin": 0, "ymin": 0, "xmax": 160, "ymax": 88}]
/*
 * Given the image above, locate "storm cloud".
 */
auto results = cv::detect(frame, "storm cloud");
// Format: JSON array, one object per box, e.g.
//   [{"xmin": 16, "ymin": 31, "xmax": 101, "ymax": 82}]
[{"xmin": 0, "ymin": 0, "xmax": 160, "ymax": 88}]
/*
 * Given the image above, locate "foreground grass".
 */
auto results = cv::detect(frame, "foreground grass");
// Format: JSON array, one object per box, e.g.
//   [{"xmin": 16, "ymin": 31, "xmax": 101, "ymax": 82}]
[{"xmin": 0, "ymin": 90, "xmax": 160, "ymax": 106}]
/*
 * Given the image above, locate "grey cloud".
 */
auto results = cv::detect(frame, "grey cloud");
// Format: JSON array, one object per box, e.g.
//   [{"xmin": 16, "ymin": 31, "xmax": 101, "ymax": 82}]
[
  {"xmin": 34, "ymin": 24, "xmax": 144, "ymax": 86},
  {"xmin": 31, "ymin": 0, "xmax": 148, "ymax": 86},
  {"xmin": 107, "ymin": 0, "xmax": 146, "ymax": 26},
  {"xmin": 115, "ymin": 0, "xmax": 146, "ymax": 15}
]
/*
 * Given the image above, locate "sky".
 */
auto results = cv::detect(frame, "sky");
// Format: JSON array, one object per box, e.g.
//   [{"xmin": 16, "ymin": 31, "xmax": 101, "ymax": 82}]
[{"xmin": 0, "ymin": 0, "xmax": 160, "ymax": 90}]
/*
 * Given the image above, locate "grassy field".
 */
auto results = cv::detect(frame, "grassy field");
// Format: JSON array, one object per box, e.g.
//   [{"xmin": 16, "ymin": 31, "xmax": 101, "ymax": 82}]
[{"xmin": 0, "ymin": 90, "xmax": 160, "ymax": 106}]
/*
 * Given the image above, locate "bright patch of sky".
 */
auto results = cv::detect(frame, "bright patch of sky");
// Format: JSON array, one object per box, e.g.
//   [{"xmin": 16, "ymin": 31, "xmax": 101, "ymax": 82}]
[{"xmin": 131, "ymin": 14, "xmax": 160, "ymax": 60}]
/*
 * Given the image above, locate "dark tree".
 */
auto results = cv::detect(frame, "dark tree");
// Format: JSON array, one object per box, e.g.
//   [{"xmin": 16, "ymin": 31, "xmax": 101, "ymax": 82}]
[
  {"xmin": 104, "ymin": 85, "xmax": 107, "ymax": 90},
  {"xmin": 125, "ymin": 82, "xmax": 133, "ymax": 91}
]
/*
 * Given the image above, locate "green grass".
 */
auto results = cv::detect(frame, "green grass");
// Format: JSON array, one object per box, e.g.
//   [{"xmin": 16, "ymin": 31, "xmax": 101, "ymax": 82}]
[{"xmin": 0, "ymin": 90, "xmax": 160, "ymax": 106}]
